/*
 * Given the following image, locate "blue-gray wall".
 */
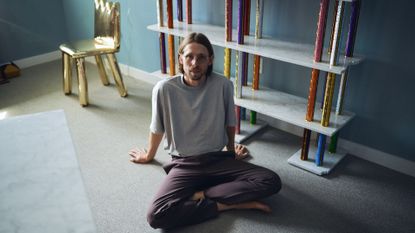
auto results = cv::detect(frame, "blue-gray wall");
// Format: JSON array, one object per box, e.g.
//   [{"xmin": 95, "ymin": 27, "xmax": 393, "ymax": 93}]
[
  {"xmin": 1, "ymin": 0, "xmax": 414, "ymax": 162},
  {"xmin": 0, "ymin": 0, "xmax": 68, "ymax": 63}
]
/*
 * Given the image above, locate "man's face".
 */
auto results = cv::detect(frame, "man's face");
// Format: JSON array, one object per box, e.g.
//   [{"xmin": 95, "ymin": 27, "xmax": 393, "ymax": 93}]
[{"xmin": 179, "ymin": 42, "xmax": 212, "ymax": 81}]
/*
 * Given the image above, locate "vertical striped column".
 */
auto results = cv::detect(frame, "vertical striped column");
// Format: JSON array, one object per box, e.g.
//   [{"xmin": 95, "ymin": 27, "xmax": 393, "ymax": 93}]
[
  {"xmin": 177, "ymin": 0, "xmax": 183, "ymax": 45},
  {"xmin": 251, "ymin": 0, "xmax": 264, "ymax": 125},
  {"xmin": 316, "ymin": 0, "xmax": 344, "ymax": 166},
  {"xmin": 321, "ymin": 0, "xmax": 344, "ymax": 127},
  {"xmin": 301, "ymin": 0, "xmax": 329, "ymax": 161},
  {"xmin": 235, "ymin": 0, "xmax": 245, "ymax": 134},
  {"xmin": 240, "ymin": 0, "xmax": 251, "ymax": 121},
  {"xmin": 224, "ymin": 0, "xmax": 233, "ymax": 80},
  {"xmin": 329, "ymin": 0, "xmax": 361, "ymax": 153},
  {"xmin": 187, "ymin": 0, "xmax": 192, "ymax": 24},
  {"xmin": 166, "ymin": 0, "xmax": 175, "ymax": 76},
  {"xmin": 157, "ymin": 0, "xmax": 167, "ymax": 74},
  {"xmin": 177, "ymin": 0, "xmax": 183, "ymax": 22},
  {"xmin": 336, "ymin": 0, "xmax": 360, "ymax": 115}
]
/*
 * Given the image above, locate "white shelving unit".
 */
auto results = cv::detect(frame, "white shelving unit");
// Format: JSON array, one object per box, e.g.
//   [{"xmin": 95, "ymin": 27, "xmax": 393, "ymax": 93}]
[
  {"xmin": 147, "ymin": 0, "xmax": 362, "ymax": 175},
  {"xmin": 148, "ymin": 22, "xmax": 362, "ymax": 75}
]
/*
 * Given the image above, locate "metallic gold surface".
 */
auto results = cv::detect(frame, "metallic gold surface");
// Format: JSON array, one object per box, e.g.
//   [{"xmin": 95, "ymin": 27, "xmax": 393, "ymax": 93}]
[
  {"xmin": 94, "ymin": 0, "xmax": 120, "ymax": 49},
  {"xmin": 76, "ymin": 58, "xmax": 88, "ymax": 106},
  {"xmin": 157, "ymin": 0, "xmax": 164, "ymax": 27},
  {"xmin": 321, "ymin": 72, "xmax": 336, "ymax": 127},
  {"xmin": 168, "ymin": 35, "xmax": 176, "ymax": 76},
  {"xmin": 62, "ymin": 52, "xmax": 72, "ymax": 94},
  {"xmin": 224, "ymin": 48, "xmax": 231, "ymax": 79},
  {"xmin": 95, "ymin": 55, "xmax": 110, "ymax": 86},
  {"xmin": 59, "ymin": 0, "xmax": 126, "ymax": 106},
  {"xmin": 107, "ymin": 54, "xmax": 127, "ymax": 97}
]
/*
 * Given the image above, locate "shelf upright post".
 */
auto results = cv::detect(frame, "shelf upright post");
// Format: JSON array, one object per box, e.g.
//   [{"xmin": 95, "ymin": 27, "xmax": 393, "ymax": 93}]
[
  {"xmin": 177, "ymin": 0, "xmax": 183, "ymax": 22},
  {"xmin": 329, "ymin": 0, "xmax": 361, "ymax": 153},
  {"xmin": 335, "ymin": 0, "xmax": 360, "ymax": 115},
  {"xmin": 251, "ymin": 0, "xmax": 264, "ymax": 125},
  {"xmin": 186, "ymin": 0, "xmax": 192, "ymax": 24},
  {"xmin": 318, "ymin": 0, "xmax": 339, "ymax": 109},
  {"xmin": 177, "ymin": 0, "xmax": 183, "ymax": 45},
  {"xmin": 166, "ymin": 0, "xmax": 176, "ymax": 76},
  {"xmin": 301, "ymin": 0, "xmax": 329, "ymax": 161},
  {"xmin": 235, "ymin": 0, "xmax": 245, "ymax": 134},
  {"xmin": 157, "ymin": 0, "xmax": 167, "ymax": 74},
  {"xmin": 224, "ymin": 0, "xmax": 233, "ymax": 80},
  {"xmin": 317, "ymin": 0, "xmax": 345, "ymax": 166},
  {"xmin": 241, "ymin": 0, "xmax": 251, "ymax": 121}
]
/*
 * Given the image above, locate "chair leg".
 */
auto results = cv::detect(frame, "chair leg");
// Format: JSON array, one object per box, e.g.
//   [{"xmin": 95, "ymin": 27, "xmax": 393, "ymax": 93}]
[
  {"xmin": 62, "ymin": 52, "xmax": 72, "ymax": 94},
  {"xmin": 76, "ymin": 58, "xmax": 89, "ymax": 106},
  {"xmin": 95, "ymin": 55, "xmax": 109, "ymax": 86},
  {"xmin": 106, "ymin": 53, "xmax": 127, "ymax": 97}
]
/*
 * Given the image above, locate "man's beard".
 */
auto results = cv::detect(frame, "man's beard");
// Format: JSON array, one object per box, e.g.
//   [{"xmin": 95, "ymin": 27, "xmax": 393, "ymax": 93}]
[{"xmin": 188, "ymin": 69, "xmax": 205, "ymax": 80}]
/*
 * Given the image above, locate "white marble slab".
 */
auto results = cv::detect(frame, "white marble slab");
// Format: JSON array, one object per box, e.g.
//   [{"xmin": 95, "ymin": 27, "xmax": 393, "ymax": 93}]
[
  {"xmin": 148, "ymin": 22, "xmax": 363, "ymax": 75},
  {"xmin": 288, "ymin": 146, "xmax": 347, "ymax": 175},
  {"xmin": 235, "ymin": 86, "xmax": 355, "ymax": 136},
  {"xmin": 0, "ymin": 110, "xmax": 96, "ymax": 233}
]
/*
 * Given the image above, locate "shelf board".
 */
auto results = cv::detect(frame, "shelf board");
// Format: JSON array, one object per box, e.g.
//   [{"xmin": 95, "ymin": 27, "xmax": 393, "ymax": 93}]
[
  {"xmin": 235, "ymin": 86, "xmax": 355, "ymax": 136},
  {"xmin": 288, "ymin": 146, "xmax": 347, "ymax": 175},
  {"xmin": 148, "ymin": 22, "xmax": 363, "ymax": 75}
]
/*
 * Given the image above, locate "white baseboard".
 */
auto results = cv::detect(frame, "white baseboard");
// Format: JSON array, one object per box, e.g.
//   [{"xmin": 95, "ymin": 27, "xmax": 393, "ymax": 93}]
[
  {"xmin": 118, "ymin": 63, "xmax": 161, "ymax": 86},
  {"xmin": 16, "ymin": 55, "xmax": 415, "ymax": 178},
  {"xmin": 14, "ymin": 50, "xmax": 60, "ymax": 69},
  {"xmin": 338, "ymin": 139, "xmax": 415, "ymax": 177}
]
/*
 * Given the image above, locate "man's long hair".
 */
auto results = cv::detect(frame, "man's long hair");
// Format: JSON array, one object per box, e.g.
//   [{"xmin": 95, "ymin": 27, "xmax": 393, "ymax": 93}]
[{"xmin": 178, "ymin": 32, "xmax": 214, "ymax": 76}]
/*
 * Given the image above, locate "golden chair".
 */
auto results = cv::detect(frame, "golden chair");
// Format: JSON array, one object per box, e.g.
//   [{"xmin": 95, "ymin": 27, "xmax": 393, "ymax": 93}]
[{"xmin": 59, "ymin": 0, "xmax": 127, "ymax": 106}]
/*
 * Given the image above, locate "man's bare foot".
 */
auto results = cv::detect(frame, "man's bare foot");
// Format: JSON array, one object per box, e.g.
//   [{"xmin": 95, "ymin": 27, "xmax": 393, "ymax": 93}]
[
  {"xmin": 191, "ymin": 191, "xmax": 205, "ymax": 201},
  {"xmin": 217, "ymin": 201, "xmax": 272, "ymax": 213}
]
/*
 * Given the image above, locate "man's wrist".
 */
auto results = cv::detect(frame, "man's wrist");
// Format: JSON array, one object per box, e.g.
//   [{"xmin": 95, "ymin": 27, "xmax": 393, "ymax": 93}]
[{"xmin": 226, "ymin": 144, "xmax": 235, "ymax": 151}]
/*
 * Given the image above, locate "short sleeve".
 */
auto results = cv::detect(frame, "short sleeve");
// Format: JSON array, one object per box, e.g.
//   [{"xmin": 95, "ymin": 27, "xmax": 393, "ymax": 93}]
[
  {"xmin": 224, "ymin": 80, "xmax": 236, "ymax": 127},
  {"xmin": 149, "ymin": 82, "xmax": 165, "ymax": 134}
]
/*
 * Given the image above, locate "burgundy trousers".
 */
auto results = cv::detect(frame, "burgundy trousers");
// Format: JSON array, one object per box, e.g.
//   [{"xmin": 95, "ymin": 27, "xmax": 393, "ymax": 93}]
[{"xmin": 146, "ymin": 151, "xmax": 282, "ymax": 229}]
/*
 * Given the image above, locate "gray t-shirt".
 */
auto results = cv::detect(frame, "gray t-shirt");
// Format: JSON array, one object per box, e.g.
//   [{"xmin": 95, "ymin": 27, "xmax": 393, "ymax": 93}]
[{"xmin": 150, "ymin": 73, "xmax": 236, "ymax": 157}]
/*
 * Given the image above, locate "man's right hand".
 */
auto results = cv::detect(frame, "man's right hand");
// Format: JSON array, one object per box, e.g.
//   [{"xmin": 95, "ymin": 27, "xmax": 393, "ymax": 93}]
[{"xmin": 129, "ymin": 148, "xmax": 153, "ymax": 163}]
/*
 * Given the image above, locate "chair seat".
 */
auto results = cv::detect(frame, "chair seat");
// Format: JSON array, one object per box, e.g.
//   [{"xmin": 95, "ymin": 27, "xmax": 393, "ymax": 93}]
[{"xmin": 59, "ymin": 38, "xmax": 118, "ymax": 59}]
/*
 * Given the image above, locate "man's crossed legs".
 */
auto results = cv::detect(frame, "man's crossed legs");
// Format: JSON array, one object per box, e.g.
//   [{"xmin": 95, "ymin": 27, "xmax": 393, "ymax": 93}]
[{"xmin": 146, "ymin": 151, "xmax": 281, "ymax": 229}]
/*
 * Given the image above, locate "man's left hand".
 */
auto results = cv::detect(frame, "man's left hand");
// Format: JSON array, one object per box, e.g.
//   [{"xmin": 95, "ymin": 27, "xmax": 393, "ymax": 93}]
[{"xmin": 234, "ymin": 144, "xmax": 249, "ymax": 160}]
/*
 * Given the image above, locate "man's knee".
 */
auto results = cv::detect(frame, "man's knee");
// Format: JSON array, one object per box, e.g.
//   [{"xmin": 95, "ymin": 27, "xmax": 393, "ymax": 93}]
[
  {"xmin": 261, "ymin": 169, "xmax": 282, "ymax": 194},
  {"xmin": 146, "ymin": 205, "xmax": 166, "ymax": 229}
]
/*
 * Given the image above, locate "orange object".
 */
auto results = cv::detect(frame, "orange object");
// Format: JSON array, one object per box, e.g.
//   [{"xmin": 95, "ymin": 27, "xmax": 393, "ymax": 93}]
[{"xmin": 1, "ymin": 62, "xmax": 20, "ymax": 78}]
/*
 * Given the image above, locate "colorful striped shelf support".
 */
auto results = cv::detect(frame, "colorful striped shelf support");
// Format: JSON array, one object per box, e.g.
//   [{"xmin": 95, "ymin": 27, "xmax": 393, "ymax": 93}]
[
  {"xmin": 187, "ymin": 0, "xmax": 192, "ymax": 24},
  {"xmin": 330, "ymin": 0, "xmax": 361, "ymax": 153},
  {"xmin": 301, "ymin": 0, "xmax": 329, "ymax": 161},
  {"xmin": 317, "ymin": 0, "xmax": 344, "ymax": 166}
]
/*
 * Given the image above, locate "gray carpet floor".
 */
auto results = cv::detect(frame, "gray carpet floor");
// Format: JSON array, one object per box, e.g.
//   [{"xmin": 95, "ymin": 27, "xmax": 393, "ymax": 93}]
[{"xmin": 1, "ymin": 60, "xmax": 414, "ymax": 233}]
